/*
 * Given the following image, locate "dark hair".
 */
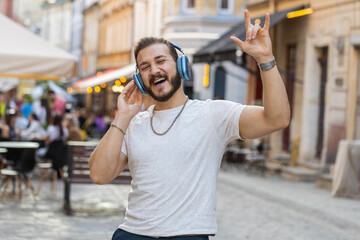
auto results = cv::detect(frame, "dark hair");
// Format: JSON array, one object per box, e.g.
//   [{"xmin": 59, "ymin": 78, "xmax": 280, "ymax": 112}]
[
  {"xmin": 41, "ymin": 98, "xmax": 51, "ymax": 124},
  {"xmin": 53, "ymin": 114, "xmax": 64, "ymax": 138},
  {"xmin": 30, "ymin": 113, "xmax": 39, "ymax": 121},
  {"xmin": 5, "ymin": 113, "xmax": 16, "ymax": 126},
  {"xmin": 48, "ymin": 90, "xmax": 55, "ymax": 95},
  {"xmin": 134, "ymin": 37, "xmax": 178, "ymax": 65}
]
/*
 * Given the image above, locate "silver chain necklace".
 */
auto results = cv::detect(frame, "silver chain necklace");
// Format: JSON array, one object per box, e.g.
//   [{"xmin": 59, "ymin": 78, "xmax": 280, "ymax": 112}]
[{"xmin": 150, "ymin": 96, "xmax": 189, "ymax": 136}]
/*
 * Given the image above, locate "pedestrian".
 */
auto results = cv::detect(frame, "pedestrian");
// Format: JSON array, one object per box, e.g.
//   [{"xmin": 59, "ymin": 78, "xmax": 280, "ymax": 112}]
[
  {"xmin": 64, "ymin": 114, "xmax": 83, "ymax": 141},
  {"xmin": 43, "ymin": 114, "xmax": 69, "ymax": 179},
  {"xmin": 0, "ymin": 113, "xmax": 18, "ymax": 141},
  {"xmin": 89, "ymin": 10, "xmax": 290, "ymax": 239},
  {"xmin": 20, "ymin": 113, "xmax": 47, "ymax": 141},
  {"xmin": 48, "ymin": 90, "xmax": 66, "ymax": 116},
  {"xmin": 0, "ymin": 92, "xmax": 9, "ymax": 120},
  {"xmin": 32, "ymin": 97, "xmax": 52, "ymax": 127}
]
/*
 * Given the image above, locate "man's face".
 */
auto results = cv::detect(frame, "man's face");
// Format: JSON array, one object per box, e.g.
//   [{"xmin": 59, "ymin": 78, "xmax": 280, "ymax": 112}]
[
  {"xmin": 0, "ymin": 94, "xmax": 5, "ymax": 102},
  {"xmin": 49, "ymin": 93, "xmax": 56, "ymax": 102},
  {"xmin": 137, "ymin": 43, "xmax": 181, "ymax": 102}
]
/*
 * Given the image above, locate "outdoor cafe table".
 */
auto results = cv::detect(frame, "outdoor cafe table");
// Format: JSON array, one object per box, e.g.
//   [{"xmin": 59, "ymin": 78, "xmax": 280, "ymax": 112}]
[
  {"xmin": 0, "ymin": 142, "xmax": 40, "ymax": 149},
  {"xmin": 0, "ymin": 142, "xmax": 40, "ymax": 167}
]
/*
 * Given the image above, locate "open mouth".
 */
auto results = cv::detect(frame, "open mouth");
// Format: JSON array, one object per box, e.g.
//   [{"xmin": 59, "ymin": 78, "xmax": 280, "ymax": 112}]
[{"xmin": 154, "ymin": 77, "xmax": 166, "ymax": 86}]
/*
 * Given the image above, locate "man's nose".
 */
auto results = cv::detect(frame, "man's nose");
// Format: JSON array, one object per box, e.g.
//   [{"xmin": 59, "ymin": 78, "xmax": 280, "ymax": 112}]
[{"xmin": 150, "ymin": 64, "xmax": 160, "ymax": 75}]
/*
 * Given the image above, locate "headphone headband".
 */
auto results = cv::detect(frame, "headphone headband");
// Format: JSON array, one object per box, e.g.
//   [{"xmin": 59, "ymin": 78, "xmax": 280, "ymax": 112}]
[{"xmin": 170, "ymin": 42, "xmax": 184, "ymax": 54}]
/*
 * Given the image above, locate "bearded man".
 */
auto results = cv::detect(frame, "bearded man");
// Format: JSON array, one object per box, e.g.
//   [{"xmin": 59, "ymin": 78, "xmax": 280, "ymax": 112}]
[{"xmin": 90, "ymin": 10, "xmax": 290, "ymax": 240}]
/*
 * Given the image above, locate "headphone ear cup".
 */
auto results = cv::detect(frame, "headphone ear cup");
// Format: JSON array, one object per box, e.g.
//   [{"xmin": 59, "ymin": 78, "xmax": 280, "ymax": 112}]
[
  {"xmin": 177, "ymin": 56, "xmax": 190, "ymax": 80},
  {"xmin": 133, "ymin": 73, "xmax": 147, "ymax": 95}
]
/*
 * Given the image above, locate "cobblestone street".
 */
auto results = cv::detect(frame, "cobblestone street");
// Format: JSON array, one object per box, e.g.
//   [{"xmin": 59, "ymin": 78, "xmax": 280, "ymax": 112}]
[
  {"xmin": 213, "ymin": 168, "xmax": 360, "ymax": 240},
  {"xmin": 0, "ymin": 167, "xmax": 359, "ymax": 240}
]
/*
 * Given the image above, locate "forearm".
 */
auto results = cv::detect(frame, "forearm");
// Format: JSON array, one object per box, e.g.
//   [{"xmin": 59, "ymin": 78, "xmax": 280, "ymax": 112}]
[
  {"xmin": 1, "ymin": 126, "xmax": 9, "ymax": 138},
  {"xmin": 260, "ymin": 64, "xmax": 290, "ymax": 128},
  {"xmin": 89, "ymin": 114, "xmax": 131, "ymax": 184}
]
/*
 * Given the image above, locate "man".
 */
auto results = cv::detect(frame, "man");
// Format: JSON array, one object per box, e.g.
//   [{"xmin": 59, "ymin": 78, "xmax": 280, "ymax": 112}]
[
  {"xmin": 89, "ymin": 10, "xmax": 290, "ymax": 240},
  {"xmin": 0, "ymin": 92, "xmax": 7, "ymax": 120},
  {"xmin": 48, "ymin": 90, "xmax": 66, "ymax": 115}
]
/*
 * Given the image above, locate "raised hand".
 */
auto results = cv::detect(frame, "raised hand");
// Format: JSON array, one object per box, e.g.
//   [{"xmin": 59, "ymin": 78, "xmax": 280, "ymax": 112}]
[
  {"xmin": 117, "ymin": 80, "xmax": 143, "ymax": 119},
  {"xmin": 230, "ymin": 10, "xmax": 273, "ymax": 63}
]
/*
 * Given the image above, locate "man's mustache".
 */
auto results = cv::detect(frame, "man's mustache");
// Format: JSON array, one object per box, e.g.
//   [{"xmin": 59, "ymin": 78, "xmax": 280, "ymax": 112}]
[{"xmin": 149, "ymin": 73, "xmax": 167, "ymax": 85}]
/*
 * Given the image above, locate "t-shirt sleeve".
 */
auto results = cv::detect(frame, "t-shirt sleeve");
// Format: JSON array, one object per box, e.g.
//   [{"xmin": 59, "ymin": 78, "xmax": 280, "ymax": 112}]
[{"xmin": 203, "ymin": 99, "xmax": 247, "ymax": 143}]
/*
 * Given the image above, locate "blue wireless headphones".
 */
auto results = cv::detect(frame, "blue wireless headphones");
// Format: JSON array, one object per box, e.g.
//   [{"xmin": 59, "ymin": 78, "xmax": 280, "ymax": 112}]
[{"xmin": 133, "ymin": 42, "xmax": 190, "ymax": 95}]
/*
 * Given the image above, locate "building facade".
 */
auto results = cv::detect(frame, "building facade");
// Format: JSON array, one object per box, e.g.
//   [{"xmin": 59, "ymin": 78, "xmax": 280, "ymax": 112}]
[
  {"xmin": 71, "ymin": 0, "xmax": 85, "ymax": 79},
  {"xmin": 245, "ymin": 0, "xmax": 360, "ymax": 169},
  {"xmin": 74, "ymin": 0, "xmax": 164, "ymax": 112},
  {"xmin": 41, "ymin": 0, "xmax": 73, "ymax": 52},
  {"xmin": 163, "ymin": 0, "xmax": 245, "ymax": 100},
  {"xmin": 82, "ymin": 0, "xmax": 100, "ymax": 78}
]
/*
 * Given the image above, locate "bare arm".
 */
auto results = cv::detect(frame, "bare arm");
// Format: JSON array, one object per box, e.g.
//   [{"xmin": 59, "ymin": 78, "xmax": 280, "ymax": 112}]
[
  {"xmin": 89, "ymin": 81, "xmax": 142, "ymax": 184},
  {"xmin": 1, "ymin": 125, "xmax": 10, "ymax": 139},
  {"xmin": 230, "ymin": 11, "xmax": 290, "ymax": 139}
]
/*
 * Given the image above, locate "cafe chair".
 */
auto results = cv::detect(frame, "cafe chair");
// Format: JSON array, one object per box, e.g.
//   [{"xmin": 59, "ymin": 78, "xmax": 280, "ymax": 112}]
[
  {"xmin": 37, "ymin": 140, "xmax": 67, "ymax": 195},
  {"xmin": 0, "ymin": 148, "xmax": 17, "ymax": 196},
  {"xmin": 0, "ymin": 149, "xmax": 7, "ymax": 170},
  {"xmin": 0, "ymin": 148, "xmax": 37, "ymax": 201}
]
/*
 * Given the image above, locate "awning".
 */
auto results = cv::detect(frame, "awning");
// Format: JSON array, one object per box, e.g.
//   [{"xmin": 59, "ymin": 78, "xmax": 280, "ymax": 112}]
[
  {"xmin": 0, "ymin": 14, "xmax": 76, "ymax": 80},
  {"xmin": 72, "ymin": 63, "xmax": 136, "ymax": 91},
  {"xmin": 193, "ymin": 5, "xmax": 306, "ymax": 63}
]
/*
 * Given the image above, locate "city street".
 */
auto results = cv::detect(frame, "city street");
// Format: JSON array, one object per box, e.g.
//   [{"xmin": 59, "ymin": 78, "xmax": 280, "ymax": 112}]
[
  {"xmin": 0, "ymin": 167, "xmax": 359, "ymax": 240},
  {"xmin": 214, "ymin": 168, "xmax": 360, "ymax": 240},
  {"xmin": 1, "ymin": 1, "xmax": 360, "ymax": 239}
]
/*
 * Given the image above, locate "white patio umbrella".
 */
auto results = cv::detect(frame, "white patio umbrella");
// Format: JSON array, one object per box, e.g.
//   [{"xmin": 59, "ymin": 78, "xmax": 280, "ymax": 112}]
[{"xmin": 0, "ymin": 14, "xmax": 76, "ymax": 81}]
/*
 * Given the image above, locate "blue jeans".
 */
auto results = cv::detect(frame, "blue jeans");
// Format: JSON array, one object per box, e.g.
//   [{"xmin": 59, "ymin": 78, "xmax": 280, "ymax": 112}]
[{"xmin": 112, "ymin": 228, "xmax": 209, "ymax": 240}]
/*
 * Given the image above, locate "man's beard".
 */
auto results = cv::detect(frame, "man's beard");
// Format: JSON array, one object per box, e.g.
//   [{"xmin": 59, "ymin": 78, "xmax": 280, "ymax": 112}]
[{"xmin": 144, "ymin": 72, "xmax": 182, "ymax": 102}]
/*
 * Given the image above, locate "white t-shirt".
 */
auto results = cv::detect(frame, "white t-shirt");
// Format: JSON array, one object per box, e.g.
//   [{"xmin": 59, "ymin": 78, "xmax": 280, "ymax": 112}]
[
  {"xmin": 20, "ymin": 120, "xmax": 47, "ymax": 140},
  {"xmin": 119, "ymin": 99, "xmax": 246, "ymax": 237},
  {"xmin": 47, "ymin": 125, "xmax": 69, "ymax": 142}
]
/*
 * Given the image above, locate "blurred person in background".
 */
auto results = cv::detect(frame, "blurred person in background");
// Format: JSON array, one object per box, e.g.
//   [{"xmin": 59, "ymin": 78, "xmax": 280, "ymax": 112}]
[
  {"xmin": 20, "ymin": 113, "xmax": 47, "ymax": 141},
  {"xmin": 0, "ymin": 113, "xmax": 19, "ymax": 141},
  {"xmin": 48, "ymin": 90, "xmax": 66, "ymax": 116},
  {"xmin": 32, "ymin": 97, "xmax": 52, "ymax": 127},
  {"xmin": 0, "ymin": 116, "xmax": 8, "ymax": 141},
  {"xmin": 82, "ymin": 111, "xmax": 95, "ymax": 139},
  {"xmin": 64, "ymin": 114, "xmax": 83, "ymax": 141},
  {"xmin": 76, "ymin": 107, "xmax": 87, "ymax": 129},
  {"xmin": 94, "ymin": 110, "xmax": 107, "ymax": 136},
  {"xmin": 46, "ymin": 115, "xmax": 69, "ymax": 144},
  {"xmin": 43, "ymin": 114, "xmax": 69, "ymax": 177},
  {"xmin": 20, "ymin": 94, "xmax": 33, "ymax": 119},
  {"xmin": 0, "ymin": 92, "xmax": 11, "ymax": 120},
  {"xmin": 14, "ymin": 111, "xmax": 28, "ymax": 131}
]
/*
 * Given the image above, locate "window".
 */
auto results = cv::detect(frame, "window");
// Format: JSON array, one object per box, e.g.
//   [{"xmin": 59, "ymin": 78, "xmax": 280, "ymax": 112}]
[
  {"xmin": 214, "ymin": 67, "xmax": 226, "ymax": 99},
  {"xmin": 187, "ymin": 0, "xmax": 195, "ymax": 8},
  {"xmin": 221, "ymin": 0, "xmax": 228, "ymax": 9},
  {"xmin": 218, "ymin": 0, "xmax": 233, "ymax": 15},
  {"xmin": 182, "ymin": 0, "xmax": 196, "ymax": 14}
]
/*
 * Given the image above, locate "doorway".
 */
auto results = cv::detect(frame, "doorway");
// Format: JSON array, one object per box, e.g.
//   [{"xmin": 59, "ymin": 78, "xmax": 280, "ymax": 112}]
[
  {"xmin": 355, "ymin": 48, "xmax": 360, "ymax": 139},
  {"xmin": 214, "ymin": 66, "xmax": 226, "ymax": 99},
  {"xmin": 315, "ymin": 47, "xmax": 328, "ymax": 159},
  {"xmin": 283, "ymin": 44, "xmax": 297, "ymax": 151}
]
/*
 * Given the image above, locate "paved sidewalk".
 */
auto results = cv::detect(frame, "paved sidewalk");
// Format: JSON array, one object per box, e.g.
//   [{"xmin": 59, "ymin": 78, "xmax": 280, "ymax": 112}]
[
  {"xmin": 0, "ymin": 180, "xmax": 130, "ymax": 240},
  {"xmin": 219, "ymin": 168, "xmax": 360, "ymax": 228},
  {"xmin": 0, "ymin": 168, "xmax": 359, "ymax": 239},
  {"xmin": 213, "ymin": 167, "xmax": 360, "ymax": 240}
]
